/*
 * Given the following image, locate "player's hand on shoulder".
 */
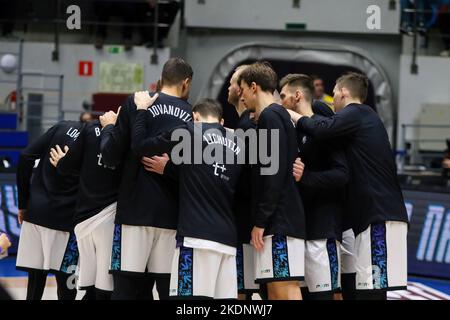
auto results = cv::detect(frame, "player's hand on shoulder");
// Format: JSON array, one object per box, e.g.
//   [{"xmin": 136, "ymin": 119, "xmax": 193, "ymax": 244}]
[
  {"xmin": 287, "ymin": 109, "xmax": 302, "ymax": 123},
  {"xmin": 293, "ymin": 157, "xmax": 305, "ymax": 182},
  {"xmin": 134, "ymin": 91, "xmax": 159, "ymax": 110},
  {"xmin": 141, "ymin": 153, "xmax": 169, "ymax": 175},
  {"xmin": 100, "ymin": 108, "xmax": 120, "ymax": 128},
  {"xmin": 49, "ymin": 145, "xmax": 69, "ymax": 168}
]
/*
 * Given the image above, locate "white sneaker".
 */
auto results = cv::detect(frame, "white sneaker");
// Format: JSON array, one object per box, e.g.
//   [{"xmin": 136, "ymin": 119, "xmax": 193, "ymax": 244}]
[{"xmin": 440, "ymin": 50, "xmax": 450, "ymax": 57}]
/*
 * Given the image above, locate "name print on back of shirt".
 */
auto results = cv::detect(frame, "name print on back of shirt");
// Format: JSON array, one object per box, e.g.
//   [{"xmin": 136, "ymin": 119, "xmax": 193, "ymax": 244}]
[
  {"xmin": 66, "ymin": 127, "xmax": 80, "ymax": 140},
  {"xmin": 147, "ymin": 103, "xmax": 192, "ymax": 122}
]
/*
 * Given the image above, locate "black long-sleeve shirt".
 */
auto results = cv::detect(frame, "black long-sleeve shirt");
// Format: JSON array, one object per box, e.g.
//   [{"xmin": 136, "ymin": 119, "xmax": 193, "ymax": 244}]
[
  {"xmin": 100, "ymin": 92, "xmax": 192, "ymax": 228},
  {"xmin": 16, "ymin": 121, "xmax": 82, "ymax": 231},
  {"xmin": 234, "ymin": 110, "xmax": 256, "ymax": 244},
  {"xmin": 253, "ymin": 104, "xmax": 305, "ymax": 239},
  {"xmin": 57, "ymin": 120, "xmax": 121, "ymax": 225},
  {"xmin": 132, "ymin": 118, "xmax": 243, "ymax": 247},
  {"xmin": 297, "ymin": 103, "xmax": 408, "ymax": 236},
  {"xmin": 296, "ymin": 111, "xmax": 348, "ymax": 240}
]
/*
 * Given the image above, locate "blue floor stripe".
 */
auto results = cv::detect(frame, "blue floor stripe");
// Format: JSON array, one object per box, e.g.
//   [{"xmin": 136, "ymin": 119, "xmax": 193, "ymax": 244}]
[
  {"xmin": 0, "ymin": 256, "xmax": 27, "ymax": 277},
  {"xmin": 409, "ymin": 276, "xmax": 450, "ymax": 295}
]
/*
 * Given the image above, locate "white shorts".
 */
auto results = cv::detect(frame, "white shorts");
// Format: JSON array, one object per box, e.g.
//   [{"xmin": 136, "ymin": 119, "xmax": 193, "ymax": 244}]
[
  {"xmin": 16, "ymin": 221, "xmax": 79, "ymax": 274},
  {"xmin": 169, "ymin": 241, "xmax": 237, "ymax": 299},
  {"xmin": 110, "ymin": 224, "xmax": 176, "ymax": 276},
  {"xmin": 74, "ymin": 202, "xmax": 116, "ymax": 291},
  {"xmin": 236, "ymin": 243, "xmax": 259, "ymax": 293},
  {"xmin": 254, "ymin": 235, "xmax": 305, "ymax": 284},
  {"xmin": 355, "ymin": 221, "xmax": 408, "ymax": 291},
  {"xmin": 340, "ymin": 229, "xmax": 356, "ymax": 274},
  {"xmin": 305, "ymin": 239, "xmax": 341, "ymax": 293}
]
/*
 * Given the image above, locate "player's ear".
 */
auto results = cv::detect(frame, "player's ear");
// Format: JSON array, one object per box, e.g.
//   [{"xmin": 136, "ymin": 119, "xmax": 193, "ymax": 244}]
[
  {"xmin": 295, "ymin": 89, "xmax": 302, "ymax": 102},
  {"xmin": 220, "ymin": 118, "xmax": 224, "ymax": 126},
  {"xmin": 251, "ymin": 82, "xmax": 257, "ymax": 93},
  {"xmin": 193, "ymin": 111, "xmax": 201, "ymax": 122},
  {"xmin": 341, "ymin": 86, "xmax": 348, "ymax": 98},
  {"xmin": 183, "ymin": 78, "xmax": 191, "ymax": 89}
]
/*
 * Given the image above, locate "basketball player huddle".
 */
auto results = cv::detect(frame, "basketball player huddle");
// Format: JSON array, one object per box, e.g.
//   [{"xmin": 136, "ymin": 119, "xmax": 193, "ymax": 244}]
[{"xmin": 15, "ymin": 58, "xmax": 408, "ymax": 301}]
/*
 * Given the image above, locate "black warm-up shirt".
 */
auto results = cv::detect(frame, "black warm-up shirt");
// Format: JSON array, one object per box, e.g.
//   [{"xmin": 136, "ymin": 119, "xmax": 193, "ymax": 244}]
[
  {"xmin": 100, "ymin": 92, "xmax": 192, "ymax": 228},
  {"xmin": 16, "ymin": 121, "xmax": 82, "ymax": 231},
  {"xmin": 297, "ymin": 103, "xmax": 408, "ymax": 236},
  {"xmin": 132, "ymin": 117, "xmax": 243, "ymax": 247},
  {"xmin": 233, "ymin": 110, "xmax": 256, "ymax": 244},
  {"xmin": 57, "ymin": 120, "xmax": 121, "ymax": 225},
  {"xmin": 296, "ymin": 109, "xmax": 348, "ymax": 241},
  {"xmin": 253, "ymin": 104, "xmax": 305, "ymax": 239}
]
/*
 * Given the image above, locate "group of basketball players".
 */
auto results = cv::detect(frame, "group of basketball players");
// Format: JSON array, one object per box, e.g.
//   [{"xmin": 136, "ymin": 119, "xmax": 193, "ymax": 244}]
[{"xmin": 14, "ymin": 57, "xmax": 409, "ymax": 300}]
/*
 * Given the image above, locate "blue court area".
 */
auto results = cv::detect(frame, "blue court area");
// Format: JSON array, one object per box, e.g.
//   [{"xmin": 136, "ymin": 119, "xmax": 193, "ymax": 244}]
[
  {"xmin": 0, "ymin": 256, "xmax": 27, "ymax": 277},
  {"xmin": 409, "ymin": 276, "xmax": 450, "ymax": 295}
]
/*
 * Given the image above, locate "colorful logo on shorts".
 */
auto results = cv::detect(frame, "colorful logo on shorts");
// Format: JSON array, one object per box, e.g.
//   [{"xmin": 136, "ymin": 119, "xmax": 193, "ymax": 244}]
[
  {"xmin": 326, "ymin": 239, "xmax": 339, "ymax": 290},
  {"xmin": 236, "ymin": 246, "xmax": 244, "ymax": 291},
  {"xmin": 272, "ymin": 235, "xmax": 290, "ymax": 278},
  {"xmin": 60, "ymin": 233, "xmax": 79, "ymax": 273},
  {"xmin": 178, "ymin": 246, "xmax": 193, "ymax": 296},
  {"xmin": 371, "ymin": 223, "xmax": 388, "ymax": 289},
  {"xmin": 110, "ymin": 224, "xmax": 121, "ymax": 271}
]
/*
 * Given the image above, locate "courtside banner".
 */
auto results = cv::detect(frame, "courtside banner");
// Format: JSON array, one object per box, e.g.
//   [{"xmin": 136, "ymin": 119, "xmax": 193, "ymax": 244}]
[{"xmin": 403, "ymin": 189, "xmax": 450, "ymax": 280}]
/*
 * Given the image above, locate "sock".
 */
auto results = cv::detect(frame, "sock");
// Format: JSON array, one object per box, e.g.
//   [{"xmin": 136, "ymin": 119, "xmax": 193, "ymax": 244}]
[
  {"xmin": 26, "ymin": 270, "xmax": 47, "ymax": 300},
  {"xmin": 356, "ymin": 289, "xmax": 387, "ymax": 300},
  {"xmin": 341, "ymin": 273, "xmax": 357, "ymax": 300},
  {"xmin": 155, "ymin": 277, "xmax": 170, "ymax": 300},
  {"xmin": 55, "ymin": 273, "xmax": 77, "ymax": 300},
  {"xmin": 82, "ymin": 287, "xmax": 96, "ymax": 300},
  {"xmin": 95, "ymin": 288, "xmax": 112, "ymax": 300}
]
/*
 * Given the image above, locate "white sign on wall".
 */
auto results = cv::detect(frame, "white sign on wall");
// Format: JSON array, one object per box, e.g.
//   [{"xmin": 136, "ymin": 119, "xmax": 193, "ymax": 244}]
[{"xmin": 99, "ymin": 62, "xmax": 144, "ymax": 93}]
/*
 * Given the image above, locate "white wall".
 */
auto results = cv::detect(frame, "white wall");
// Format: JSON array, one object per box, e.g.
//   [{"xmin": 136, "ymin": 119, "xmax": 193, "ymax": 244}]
[
  {"xmin": 185, "ymin": 0, "xmax": 400, "ymax": 34},
  {"xmin": 0, "ymin": 41, "xmax": 169, "ymax": 127},
  {"xmin": 397, "ymin": 55, "xmax": 450, "ymax": 150}
]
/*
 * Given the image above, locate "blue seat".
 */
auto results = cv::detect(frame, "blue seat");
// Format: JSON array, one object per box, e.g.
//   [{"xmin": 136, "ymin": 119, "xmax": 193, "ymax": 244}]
[
  {"xmin": 0, "ymin": 113, "xmax": 18, "ymax": 130},
  {"xmin": 0, "ymin": 131, "xmax": 28, "ymax": 148}
]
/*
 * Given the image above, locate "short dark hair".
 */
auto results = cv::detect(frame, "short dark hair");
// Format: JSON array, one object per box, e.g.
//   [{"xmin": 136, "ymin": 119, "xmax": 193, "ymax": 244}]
[
  {"xmin": 310, "ymin": 74, "xmax": 322, "ymax": 81},
  {"xmin": 336, "ymin": 72, "xmax": 369, "ymax": 102},
  {"xmin": 193, "ymin": 98, "xmax": 223, "ymax": 120},
  {"xmin": 161, "ymin": 57, "xmax": 193, "ymax": 86},
  {"xmin": 237, "ymin": 61, "xmax": 277, "ymax": 93},
  {"xmin": 279, "ymin": 73, "xmax": 314, "ymax": 102}
]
